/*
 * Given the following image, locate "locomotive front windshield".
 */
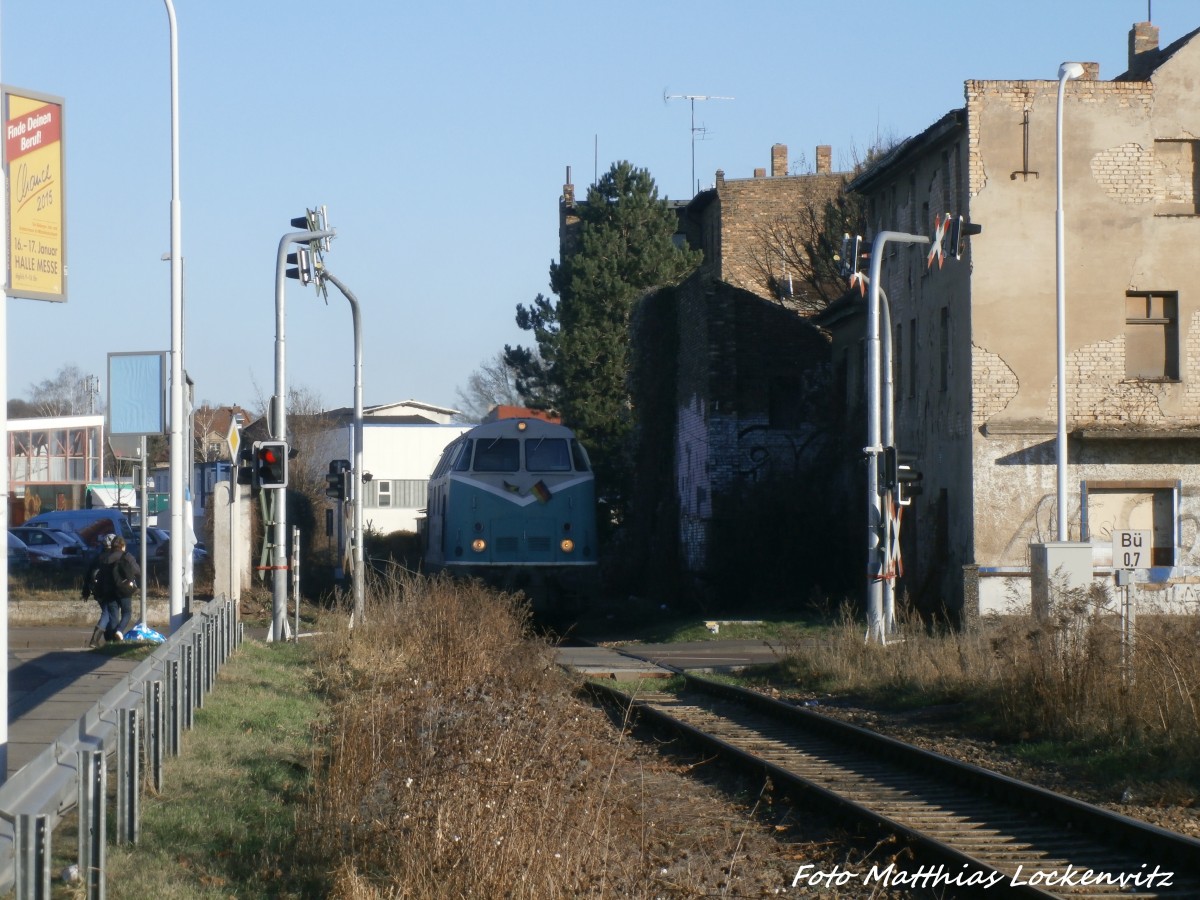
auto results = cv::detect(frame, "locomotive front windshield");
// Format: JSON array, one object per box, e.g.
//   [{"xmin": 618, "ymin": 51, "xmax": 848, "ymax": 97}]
[
  {"xmin": 526, "ymin": 438, "xmax": 571, "ymax": 472},
  {"xmin": 453, "ymin": 434, "xmax": 595, "ymax": 473},
  {"xmin": 472, "ymin": 438, "xmax": 521, "ymax": 472}
]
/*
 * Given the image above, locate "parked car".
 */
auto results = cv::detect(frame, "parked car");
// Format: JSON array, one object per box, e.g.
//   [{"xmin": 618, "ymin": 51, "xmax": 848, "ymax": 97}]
[
  {"xmin": 141, "ymin": 527, "xmax": 207, "ymax": 563},
  {"xmin": 21, "ymin": 508, "xmax": 136, "ymax": 553},
  {"xmin": 9, "ymin": 527, "xmax": 89, "ymax": 568},
  {"xmin": 132, "ymin": 526, "xmax": 170, "ymax": 563},
  {"xmin": 7, "ymin": 533, "xmax": 30, "ymax": 572}
]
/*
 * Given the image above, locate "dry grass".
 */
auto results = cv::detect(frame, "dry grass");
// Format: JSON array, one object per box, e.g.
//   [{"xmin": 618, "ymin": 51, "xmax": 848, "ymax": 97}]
[
  {"xmin": 775, "ymin": 587, "xmax": 1200, "ymax": 775},
  {"xmin": 302, "ymin": 573, "xmax": 798, "ymax": 898}
]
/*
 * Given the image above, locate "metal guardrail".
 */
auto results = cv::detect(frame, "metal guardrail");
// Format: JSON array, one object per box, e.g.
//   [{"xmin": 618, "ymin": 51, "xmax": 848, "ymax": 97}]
[{"xmin": 0, "ymin": 596, "xmax": 242, "ymax": 898}]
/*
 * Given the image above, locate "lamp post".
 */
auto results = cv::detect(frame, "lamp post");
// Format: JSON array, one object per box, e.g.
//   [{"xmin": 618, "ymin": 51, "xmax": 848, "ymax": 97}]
[
  {"xmin": 1055, "ymin": 62, "xmax": 1084, "ymax": 541},
  {"xmin": 164, "ymin": 0, "xmax": 186, "ymax": 631}
]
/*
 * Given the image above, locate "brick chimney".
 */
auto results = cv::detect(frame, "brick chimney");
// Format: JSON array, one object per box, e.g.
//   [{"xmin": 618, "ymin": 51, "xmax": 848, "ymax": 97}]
[
  {"xmin": 771, "ymin": 143, "xmax": 788, "ymax": 177},
  {"xmin": 753, "ymin": 168, "xmax": 766, "ymax": 178},
  {"xmin": 1129, "ymin": 21, "xmax": 1159, "ymax": 71},
  {"xmin": 816, "ymin": 145, "xmax": 832, "ymax": 175}
]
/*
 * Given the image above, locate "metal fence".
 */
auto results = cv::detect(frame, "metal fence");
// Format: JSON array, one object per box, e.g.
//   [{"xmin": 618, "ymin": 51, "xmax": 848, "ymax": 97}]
[{"xmin": 0, "ymin": 596, "xmax": 241, "ymax": 898}]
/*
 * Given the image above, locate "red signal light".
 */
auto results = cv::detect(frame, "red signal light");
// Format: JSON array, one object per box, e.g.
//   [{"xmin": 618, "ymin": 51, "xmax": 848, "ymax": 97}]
[{"xmin": 253, "ymin": 441, "xmax": 288, "ymax": 489}]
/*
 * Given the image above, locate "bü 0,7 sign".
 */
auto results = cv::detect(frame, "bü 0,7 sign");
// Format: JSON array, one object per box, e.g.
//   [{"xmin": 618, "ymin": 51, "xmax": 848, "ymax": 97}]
[
  {"xmin": 1112, "ymin": 530, "xmax": 1152, "ymax": 571},
  {"xmin": 3, "ymin": 86, "xmax": 66, "ymax": 302}
]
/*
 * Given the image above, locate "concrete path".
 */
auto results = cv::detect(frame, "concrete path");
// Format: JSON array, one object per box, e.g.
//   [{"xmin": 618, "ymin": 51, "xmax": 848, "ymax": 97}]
[
  {"xmin": 6, "ymin": 626, "xmax": 145, "ymax": 777},
  {"xmin": 556, "ymin": 638, "xmax": 784, "ymax": 680}
]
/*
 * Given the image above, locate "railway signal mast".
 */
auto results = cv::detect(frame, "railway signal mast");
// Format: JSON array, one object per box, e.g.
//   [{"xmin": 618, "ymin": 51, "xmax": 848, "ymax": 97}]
[
  {"xmin": 270, "ymin": 207, "xmax": 335, "ymax": 642},
  {"xmin": 283, "ymin": 209, "xmax": 367, "ymax": 624},
  {"xmin": 664, "ymin": 92, "xmax": 733, "ymax": 196},
  {"xmin": 847, "ymin": 213, "xmax": 981, "ymax": 645}
]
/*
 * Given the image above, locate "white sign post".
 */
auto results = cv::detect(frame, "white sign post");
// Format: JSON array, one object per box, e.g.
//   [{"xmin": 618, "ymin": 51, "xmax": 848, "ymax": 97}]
[{"xmin": 1111, "ymin": 529, "xmax": 1150, "ymax": 683}]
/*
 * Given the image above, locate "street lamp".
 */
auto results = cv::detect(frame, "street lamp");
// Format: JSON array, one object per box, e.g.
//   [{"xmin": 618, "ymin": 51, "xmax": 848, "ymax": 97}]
[
  {"xmin": 164, "ymin": 0, "xmax": 187, "ymax": 632},
  {"xmin": 1055, "ymin": 62, "xmax": 1084, "ymax": 541}
]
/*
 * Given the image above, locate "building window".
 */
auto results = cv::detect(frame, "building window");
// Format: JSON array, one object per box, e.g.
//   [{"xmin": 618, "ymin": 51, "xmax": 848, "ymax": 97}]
[
  {"xmin": 855, "ymin": 339, "xmax": 866, "ymax": 409},
  {"xmin": 1125, "ymin": 291, "xmax": 1178, "ymax": 380},
  {"xmin": 9, "ymin": 423, "xmax": 103, "ymax": 485},
  {"xmin": 907, "ymin": 173, "xmax": 916, "ymax": 232},
  {"xmin": 935, "ymin": 488, "xmax": 950, "ymax": 564},
  {"xmin": 953, "ymin": 142, "xmax": 964, "ymax": 211},
  {"xmin": 366, "ymin": 479, "xmax": 429, "ymax": 509},
  {"xmin": 939, "ymin": 307, "xmax": 950, "ymax": 392},
  {"xmin": 908, "ymin": 318, "xmax": 917, "ymax": 398},
  {"xmin": 1155, "ymin": 139, "xmax": 1200, "ymax": 215},
  {"xmin": 940, "ymin": 150, "xmax": 951, "ymax": 211},
  {"xmin": 1083, "ymin": 481, "xmax": 1176, "ymax": 567},
  {"xmin": 835, "ymin": 349, "xmax": 849, "ymax": 423},
  {"xmin": 768, "ymin": 376, "xmax": 804, "ymax": 429}
]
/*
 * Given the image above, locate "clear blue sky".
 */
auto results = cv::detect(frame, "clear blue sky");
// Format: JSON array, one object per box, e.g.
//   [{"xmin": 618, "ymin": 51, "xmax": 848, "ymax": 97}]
[{"xmin": 2, "ymin": 0, "xmax": 1194, "ymax": 415}]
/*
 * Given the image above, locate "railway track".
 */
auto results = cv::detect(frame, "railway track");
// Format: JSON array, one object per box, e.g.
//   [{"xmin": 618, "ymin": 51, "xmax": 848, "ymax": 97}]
[{"xmin": 587, "ymin": 673, "xmax": 1200, "ymax": 898}]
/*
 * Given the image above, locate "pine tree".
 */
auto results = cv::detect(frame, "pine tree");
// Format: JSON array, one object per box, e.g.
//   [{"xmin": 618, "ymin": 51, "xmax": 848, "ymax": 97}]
[{"xmin": 505, "ymin": 161, "xmax": 700, "ymax": 515}]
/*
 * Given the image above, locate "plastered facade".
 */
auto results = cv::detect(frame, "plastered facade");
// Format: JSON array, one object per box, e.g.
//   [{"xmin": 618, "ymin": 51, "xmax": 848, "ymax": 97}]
[{"xmin": 844, "ymin": 24, "xmax": 1200, "ymax": 617}]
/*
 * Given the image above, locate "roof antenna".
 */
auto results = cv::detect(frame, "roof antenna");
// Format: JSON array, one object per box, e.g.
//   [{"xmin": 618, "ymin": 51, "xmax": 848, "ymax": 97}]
[{"xmin": 664, "ymin": 90, "xmax": 733, "ymax": 196}]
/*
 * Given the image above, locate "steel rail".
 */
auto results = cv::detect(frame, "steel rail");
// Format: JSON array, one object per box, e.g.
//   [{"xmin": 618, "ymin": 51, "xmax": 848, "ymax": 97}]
[{"xmin": 587, "ymin": 674, "xmax": 1200, "ymax": 899}]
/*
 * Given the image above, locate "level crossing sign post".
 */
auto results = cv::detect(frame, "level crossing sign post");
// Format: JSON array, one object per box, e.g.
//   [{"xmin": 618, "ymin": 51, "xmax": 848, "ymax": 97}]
[
  {"xmin": 1112, "ymin": 529, "xmax": 1150, "ymax": 682},
  {"xmin": 1112, "ymin": 530, "xmax": 1151, "ymax": 571}
]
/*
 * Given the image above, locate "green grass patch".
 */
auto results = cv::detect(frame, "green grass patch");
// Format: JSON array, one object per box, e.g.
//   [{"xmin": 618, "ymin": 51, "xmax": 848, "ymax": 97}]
[
  {"xmin": 576, "ymin": 608, "xmax": 836, "ymax": 645},
  {"xmin": 1010, "ymin": 736, "xmax": 1200, "ymax": 793},
  {"xmin": 88, "ymin": 641, "xmax": 159, "ymax": 663},
  {"xmin": 102, "ymin": 639, "xmax": 327, "ymax": 899}
]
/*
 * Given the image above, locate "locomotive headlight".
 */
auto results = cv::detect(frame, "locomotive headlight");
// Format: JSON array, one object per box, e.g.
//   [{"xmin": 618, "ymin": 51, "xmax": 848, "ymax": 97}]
[
  {"xmin": 471, "ymin": 538, "xmax": 487, "ymax": 553},
  {"xmin": 560, "ymin": 538, "xmax": 575, "ymax": 553}
]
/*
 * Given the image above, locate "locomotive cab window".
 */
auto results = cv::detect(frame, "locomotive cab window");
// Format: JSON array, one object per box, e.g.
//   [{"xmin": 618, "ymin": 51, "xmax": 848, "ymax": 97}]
[
  {"xmin": 453, "ymin": 441, "xmax": 473, "ymax": 472},
  {"xmin": 570, "ymin": 440, "xmax": 592, "ymax": 472},
  {"xmin": 432, "ymin": 442, "xmax": 461, "ymax": 479},
  {"xmin": 472, "ymin": 438, "xmax": 520, "ymax": 472},
  {"xmin": 525, "ymin": 438, "xmax": 571, "ymax": 472}
]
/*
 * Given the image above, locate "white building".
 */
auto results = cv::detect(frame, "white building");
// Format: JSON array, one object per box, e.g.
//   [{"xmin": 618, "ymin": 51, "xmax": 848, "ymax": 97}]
[{"xmin": 317, "ymin": 401, "xmax": 469, "ymax": 534}]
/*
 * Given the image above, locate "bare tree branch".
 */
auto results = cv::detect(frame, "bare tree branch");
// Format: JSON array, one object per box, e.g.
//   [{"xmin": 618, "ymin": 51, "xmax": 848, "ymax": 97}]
[
  {"xmin": 27, "ymin": 364, "xmax": 99, "ymax": 416},
  {"xmin": 454, "ymin": 351, "xmax": 524, "ymax": 423}
]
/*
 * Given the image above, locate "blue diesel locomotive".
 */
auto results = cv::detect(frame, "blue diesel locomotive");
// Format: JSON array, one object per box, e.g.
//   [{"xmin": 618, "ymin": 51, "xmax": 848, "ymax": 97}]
[{"xmin": 421, "ymin": 417, "xmax": 598, "ymax": 610}]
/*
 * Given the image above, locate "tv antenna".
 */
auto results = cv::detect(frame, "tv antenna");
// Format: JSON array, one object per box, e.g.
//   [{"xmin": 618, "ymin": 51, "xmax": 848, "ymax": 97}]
[{"xmin": 664, "ymin": 91, "xmax": 733, "ymax": 196}]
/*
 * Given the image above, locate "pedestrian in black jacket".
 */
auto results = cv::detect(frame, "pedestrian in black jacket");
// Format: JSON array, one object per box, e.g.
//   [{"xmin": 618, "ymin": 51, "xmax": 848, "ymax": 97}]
[
  {"xmin": 82, "ymin": 533, "xmax": 116, "ymax": 645},
  {"xmin": 83, "ymin": 535, "xmax": 140, "ymax": 642}
]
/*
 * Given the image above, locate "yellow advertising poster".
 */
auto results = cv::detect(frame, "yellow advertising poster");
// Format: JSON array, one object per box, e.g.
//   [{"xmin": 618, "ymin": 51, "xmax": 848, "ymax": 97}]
[{"xmin": 5, "ymin": 89, "xmax": 66, "ymax": 301}]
